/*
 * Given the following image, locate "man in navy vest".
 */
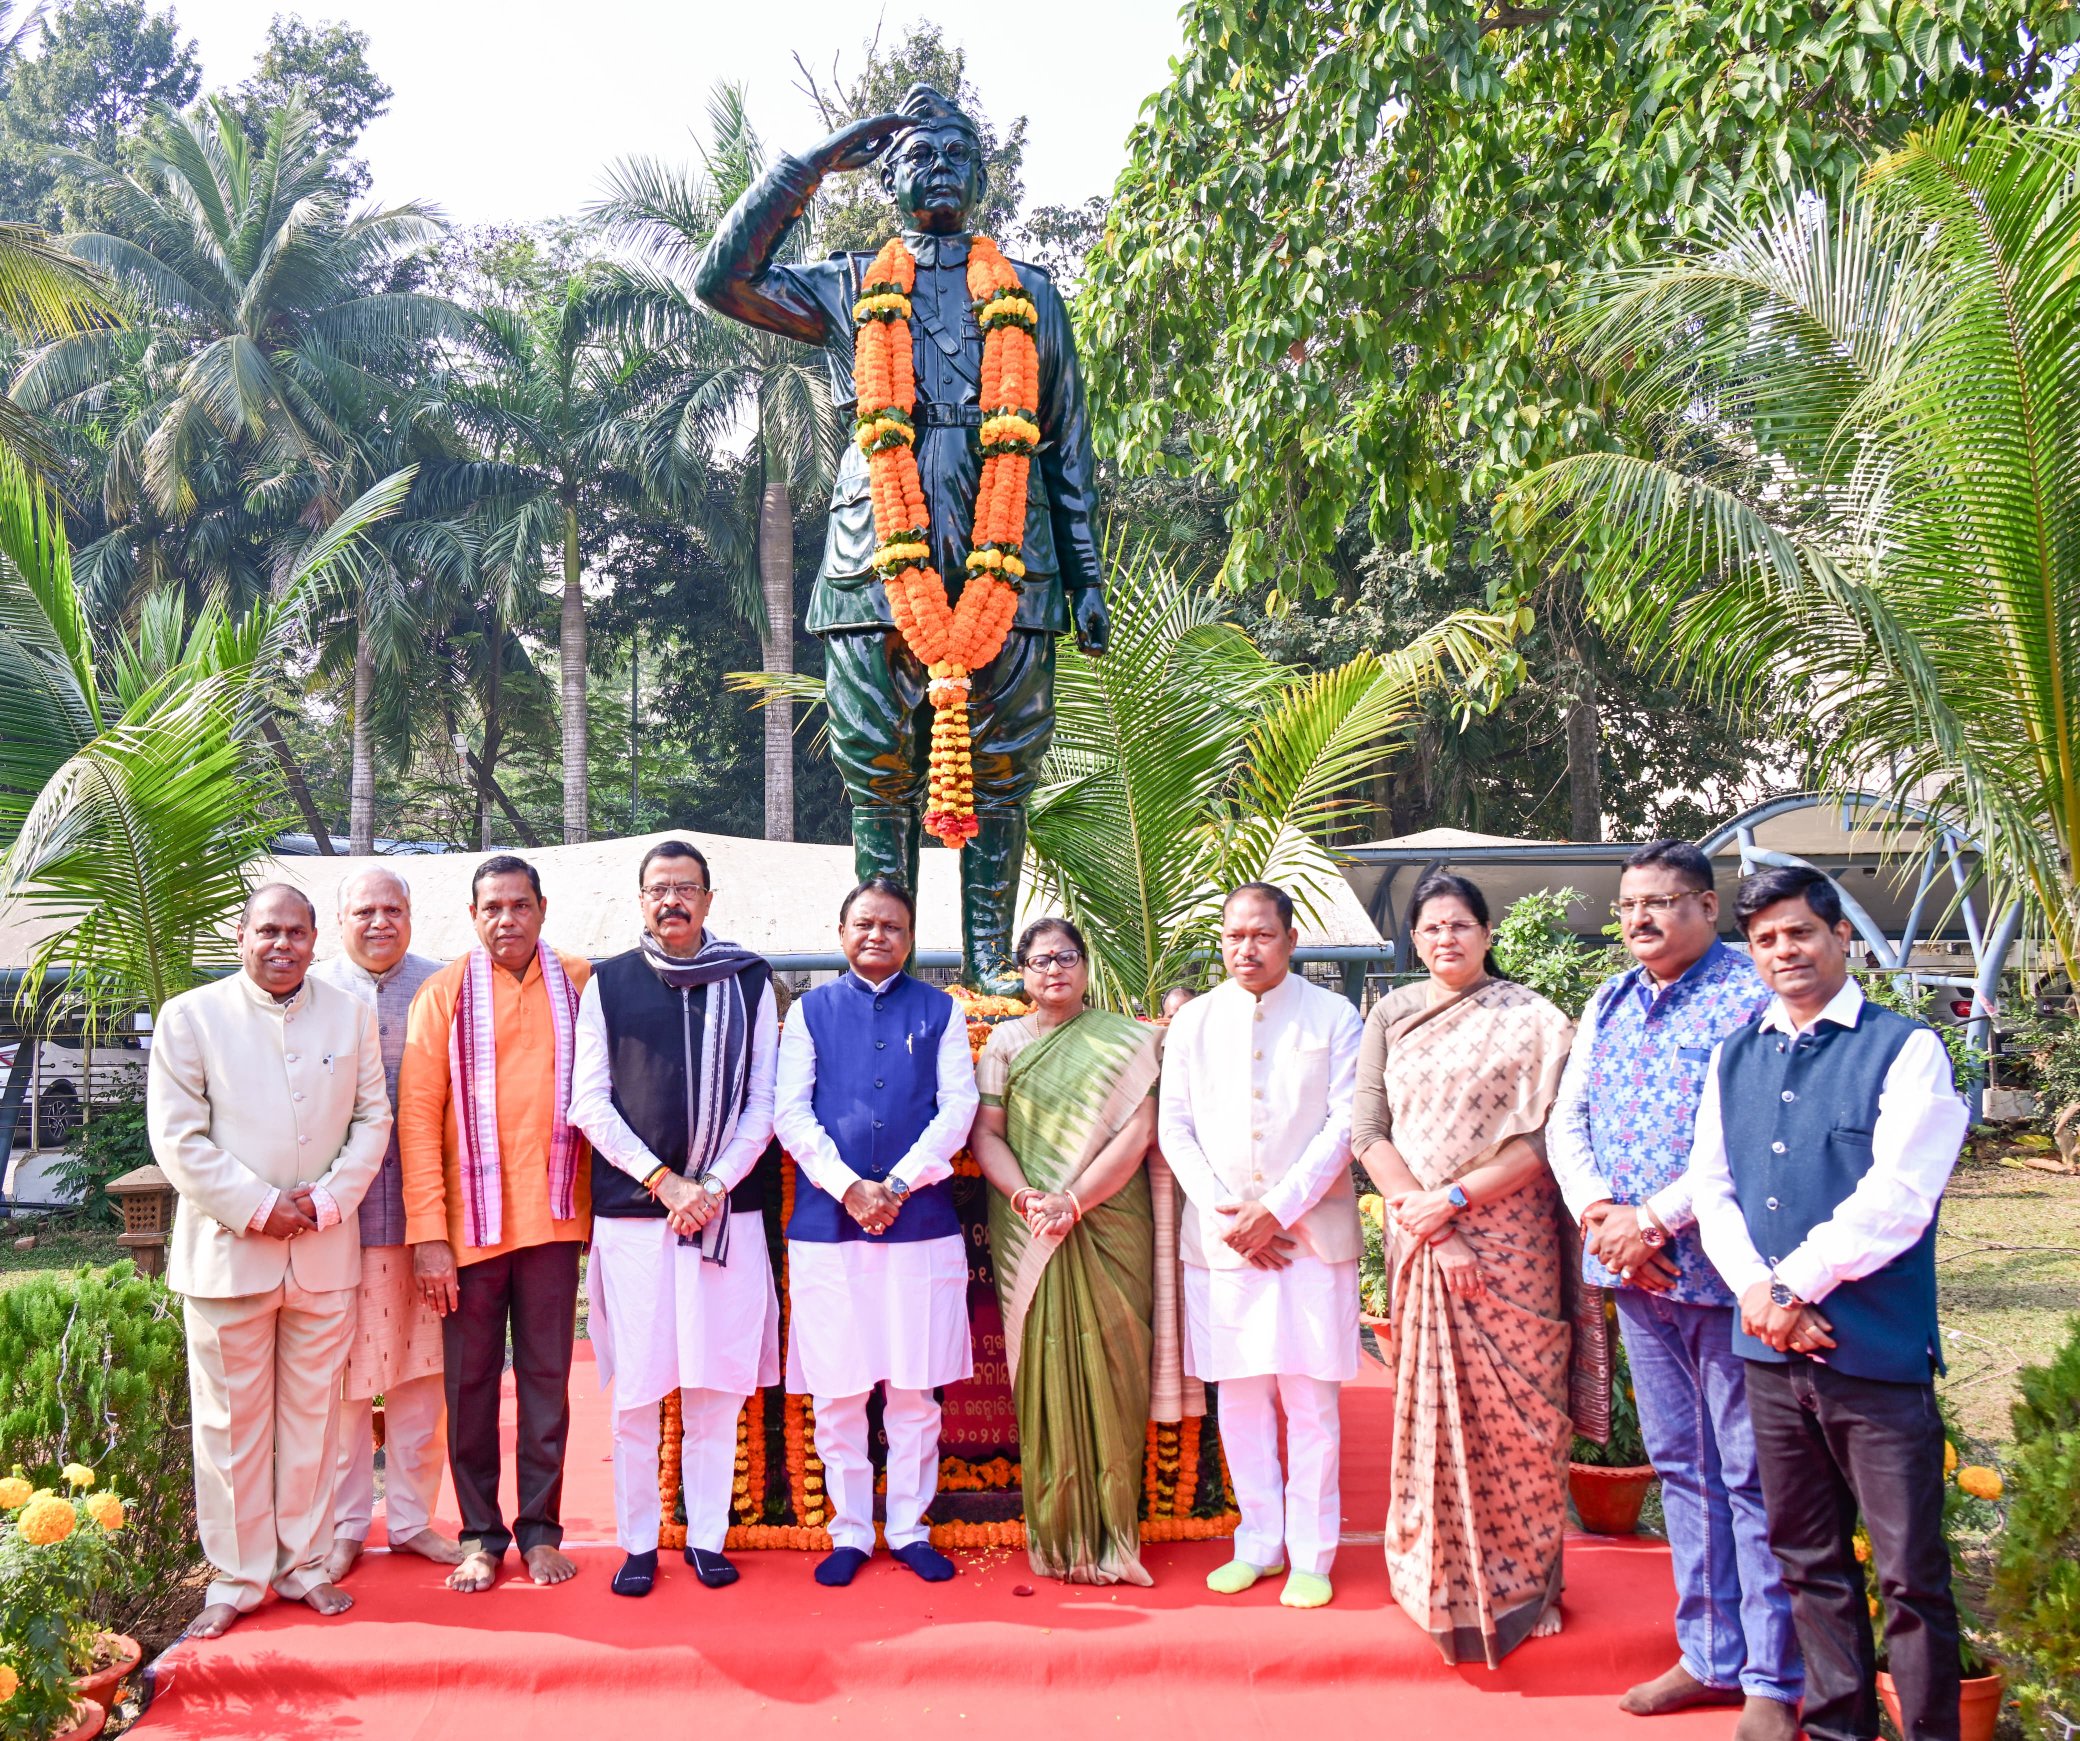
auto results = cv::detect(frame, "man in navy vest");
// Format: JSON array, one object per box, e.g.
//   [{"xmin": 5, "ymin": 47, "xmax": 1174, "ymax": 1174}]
[
  {"xmin": 1689, "ymin": 865, "xmax": 1968, "ymax": 1741},
  {"xmin": 568, "ymin": 840, "xmax": 780, "ymax": 1598},
  {"xmin": 774, "ymin": 876, "xmax": 979, "ymax": 1586}
]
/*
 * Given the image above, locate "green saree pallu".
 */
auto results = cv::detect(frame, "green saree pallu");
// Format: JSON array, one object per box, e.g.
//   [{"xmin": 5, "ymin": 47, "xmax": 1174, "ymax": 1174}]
[{"xmin": 981, "ymin": 1009, "xmax": 1162, "ymax": 1586}]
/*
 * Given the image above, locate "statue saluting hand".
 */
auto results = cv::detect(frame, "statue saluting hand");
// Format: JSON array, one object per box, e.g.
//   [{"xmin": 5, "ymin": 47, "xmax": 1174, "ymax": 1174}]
[{"xmin": 694, "ymin": 85, "xmax": 1110, "ymax": 994}]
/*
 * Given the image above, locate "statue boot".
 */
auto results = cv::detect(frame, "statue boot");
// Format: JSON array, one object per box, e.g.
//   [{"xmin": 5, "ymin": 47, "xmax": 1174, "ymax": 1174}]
[
  {"xmin": 851, "ymin": 805, "xmax": 922, "ymax": 900},
  {"xmin": 960, "ymin": 809, "xmax": 1028, "ymax": 996}
]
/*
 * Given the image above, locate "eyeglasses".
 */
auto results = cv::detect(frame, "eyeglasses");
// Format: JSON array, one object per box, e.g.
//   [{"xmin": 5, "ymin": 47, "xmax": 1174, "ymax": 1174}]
[
  {"xmin": 1021, "ymin": 949, "xmax": 1083, "ymax": 971},
  {"xmin": 642, "ymin": 881, "xmax": 712, "ymax": 901},
  {"xmin": 1612, "ymin": 891, "xmax": 1704, "ymax": 920},
  {"xmin": 1414, "ymin": 920, "xmax": 1485, "ymax": 941}
]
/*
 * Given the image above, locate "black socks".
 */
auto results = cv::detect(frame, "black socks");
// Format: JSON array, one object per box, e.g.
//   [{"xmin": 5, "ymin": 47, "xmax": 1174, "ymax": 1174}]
[
  {"xmin": 891, "ymin": 1542, "xmax": 956, "ymax": 1582},
  {"xmin": 685, "ymin": 1546, "xmax": 739, "ymax": 1588},
  {"xmin": 815, "ymin": 1546, "xmax": 872, "ymax": 1586},
  {"xmin": 611, "ymin": 1549, "xmax": 657, "ymax": 1597}
]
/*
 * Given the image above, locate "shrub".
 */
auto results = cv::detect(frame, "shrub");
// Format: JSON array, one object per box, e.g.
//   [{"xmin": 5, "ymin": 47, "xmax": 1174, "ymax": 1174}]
[
  {"xmin": 1993, "ymin": 1315, "xmax": 2080, "ymax": 1725},
  {"xmin": 0, "ymin": 1264, "xmax": 195, "ymax": 1634},
  {"xmin": 47, "ymin": 1095, "xmax": 152, "ymax": 1228},
  {"xmin": 1490, "ymin": 887, "xmax": 1623, "ymax": 1022}
]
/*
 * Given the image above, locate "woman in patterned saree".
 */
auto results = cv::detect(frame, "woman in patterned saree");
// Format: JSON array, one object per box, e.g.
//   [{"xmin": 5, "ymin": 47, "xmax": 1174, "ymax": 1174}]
[
  {"xmin": 1355, "ymin": 872, "xmax": 1576, "ymax": 1665},
  {"xmin": 970, "ymin": 918, "xmax": 1163, "ymax": 1585}
]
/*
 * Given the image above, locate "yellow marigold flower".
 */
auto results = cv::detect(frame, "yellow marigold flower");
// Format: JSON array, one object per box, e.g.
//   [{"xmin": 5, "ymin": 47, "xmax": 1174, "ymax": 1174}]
[
  {"xmin": 1867, "ymin": 1595, "xmax": 1880, "ymax": 1618},
  {"xmin": 1944, "ymin": 1440, "xmax": 1958, "ymax": 1474},
  {"xmin": 0, "ymin": 1663, "xmax": 17, "ymax": 1703},
  {"xmin": 27, "ymin": 1489, "xmax": 53, "ymax": 1504},
  {"xmin": 61, "ymin": 1463, "xmax": 95, "ymax": 1490},
  {"xmin": 85, "ymin": 1492, "xmax": 124, "ymax": 1534},
  {"xmin": 1853, "ymin": 1534, "xmax": 1870, "ymax": 1563},
  {"xmin": 0, "ymin": 1477, "xmax": 31, "ymax": 1510},
  {"xmin": 1358, "ymin": 1193, "xmax": 1384, "ymax": 1225},
  {"xmin": 17, "ymin": 1495, "xmax": 77, "ymax": 1546},
  {"xmin": 1957, "ymin": 1466, "xmax": 2003, "ymax": 1501}
]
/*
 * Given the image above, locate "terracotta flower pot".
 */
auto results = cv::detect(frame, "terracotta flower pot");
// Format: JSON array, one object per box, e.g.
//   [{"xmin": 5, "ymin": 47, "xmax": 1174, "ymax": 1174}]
[
  {"xmin": 1568, "ymin": 1461, "xmax": 1657, "ymax": 1535},
  {"xmin": 1876, "ymin": 1668, "xmax": 2004, "ymax": 1741},
  {"xmin": 52, "ymin": 1698, "xmax": 108, "ymax": 1741},
  {"xmin": 73, "ymin": 1631, "xmax": 141, "ymax": 1715}
]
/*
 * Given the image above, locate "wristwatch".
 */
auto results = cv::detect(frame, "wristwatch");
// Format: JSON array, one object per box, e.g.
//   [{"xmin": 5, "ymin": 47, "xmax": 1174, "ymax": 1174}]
[
  {"xmin": 696, "ymin": 1172, "xmax": 726, "ymax": 1201},
  {"xmin": 1446, "ymin": 1183, "xmax": 1470, "ymax": 1212},
  {"xmin": 1638, "ymin": 1216, "xmax": 1666, "ymax": 1250},
  {"xmin": 886, "ymin": 1177, "xmax": 912, "ymax": 1205},
  {"xmin": 1768, "ymin": 1274, "xmax": 1799, "ymax": 1309}
]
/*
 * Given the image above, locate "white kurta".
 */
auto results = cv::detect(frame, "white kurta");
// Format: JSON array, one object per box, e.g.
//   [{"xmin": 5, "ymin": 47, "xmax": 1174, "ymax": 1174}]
[
  {"xmin": 567, "ymin": 963, "xmax": 784, "ymax": 1406},
  {"xmin": 773, "ymin": 970, "xmax": 979, "ymax": 1398},
  {"xmin": 588, "ymin": 1216, "xmax": 782, "ymax": 1403},
  {"xmin": 1183, "ymin": 1255, "xmax": 1360, "ymax": 1383},
  {"xmin": 1160, "ymin": 971, "xmax": 1364, "ymax": 1385}
]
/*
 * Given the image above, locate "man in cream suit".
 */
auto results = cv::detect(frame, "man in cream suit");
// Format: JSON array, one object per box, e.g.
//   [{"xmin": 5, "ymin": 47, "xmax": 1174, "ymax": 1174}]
[
  {"xmin": 148, "ymin": 883, "xmax": 391, "ymax": 1637},
  {"xmin": 1159, "ymin": 881, "xmax": 1363, "ymax": 1610}
]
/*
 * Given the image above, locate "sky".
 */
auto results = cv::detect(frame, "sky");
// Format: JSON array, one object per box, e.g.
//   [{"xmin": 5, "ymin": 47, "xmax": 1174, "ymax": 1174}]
[{"xmin": 161, "ymin": 0, "xmax": 1189, "ymax": 226}]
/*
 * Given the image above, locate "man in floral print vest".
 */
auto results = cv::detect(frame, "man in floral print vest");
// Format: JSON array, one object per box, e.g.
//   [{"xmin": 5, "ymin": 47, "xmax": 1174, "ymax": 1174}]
[{"xmin": 1547, "ymin": 841, "xmax": 1801, "ymax": 1741}]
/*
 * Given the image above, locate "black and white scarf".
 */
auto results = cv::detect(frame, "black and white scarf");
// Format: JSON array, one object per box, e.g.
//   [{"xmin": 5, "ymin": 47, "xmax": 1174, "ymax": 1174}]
[{"xmin": 641, "ymin": 929, "xmax": 765, "ymax": 1262}]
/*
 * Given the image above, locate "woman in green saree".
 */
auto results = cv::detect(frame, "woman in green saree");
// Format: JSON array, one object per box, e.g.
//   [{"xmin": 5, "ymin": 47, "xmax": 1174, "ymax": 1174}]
[{"xmin": 969, "ymin": 917, "xmax": 1164, "ymax": 1585}]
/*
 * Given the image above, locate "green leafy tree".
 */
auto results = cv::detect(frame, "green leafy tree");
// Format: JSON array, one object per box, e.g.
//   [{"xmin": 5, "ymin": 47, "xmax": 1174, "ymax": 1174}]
[
  {"xmin": 1084, "ymin": 1, "xmax": 2079, "ymax": 602},
  {"xmin": 0, "ymin": 0, "xmax": 199, "ymax": 228},
  {"xmin": 230, "ymin": 13, "xmax": 393, "ymax": 199},
  {"xmin": 595, "ymin": 83, "xmax": 836, "ymax": 842},
  {"xmin": 1503, "ymin": 112, "xmax": 2080, "ymax": 988},
  {"xmin": 793, "ymin": 20, "xmax": 1027, "ymax": 253}
]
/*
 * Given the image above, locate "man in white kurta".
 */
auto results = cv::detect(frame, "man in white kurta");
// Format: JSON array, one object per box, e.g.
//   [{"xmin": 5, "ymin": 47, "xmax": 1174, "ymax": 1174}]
[
  {"xmin": 567, "ymin": 841, "xmax": 781, "ymax": 1595},
  {"xmin": 1159, "ymin": 881, "xmax": 1364, "ymax": 1609},
  {"xmin": 309, "ymin": 868, "xmax": 458, "ymax": 1583},
  {"xmin": 773, "ymin": 877, "xmax": 978, "ymax": 1586}
]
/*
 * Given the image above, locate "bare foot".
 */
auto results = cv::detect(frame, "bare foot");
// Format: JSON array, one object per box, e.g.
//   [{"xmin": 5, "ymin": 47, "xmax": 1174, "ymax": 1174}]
[
  {"xmin": 322, "ymin": 1535, "xmax": 363, "ymax": 1583},
  {"xmin": 395, "ymin": 1528, "xmax": 466, "ymax": 1567},
  {"xmin": 1531, "ymin": 1602, "xmax": 1563, "ymax": 1640},
  {"xmin": 524, "ymin": 1544, "xmax": 578, "ymax": 1586},
  {"xmin": 186, "ymin": 1603, "xmax": 240, "ymax": 1640},
  {"xmin": 447, "ymin": 1550, "xmax": 501, "ymax": 1593},
  {"xmin": 301, "ymin": 1582, "xmax": 354, "ymax": 1617}
]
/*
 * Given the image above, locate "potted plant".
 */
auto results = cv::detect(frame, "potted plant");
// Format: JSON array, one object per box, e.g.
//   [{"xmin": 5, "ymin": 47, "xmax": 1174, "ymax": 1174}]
[
  {"xmin": 1569, "ymin": 1318, "xmax": 1657, "ymax": 1534},
  {"xmin": 0, "ymin": 1465, "xmax": 127, "ymax": 1741},
  {"xmin": 1867, "ymin": 1431, "xmax": 2007, "ymax": 1741}
]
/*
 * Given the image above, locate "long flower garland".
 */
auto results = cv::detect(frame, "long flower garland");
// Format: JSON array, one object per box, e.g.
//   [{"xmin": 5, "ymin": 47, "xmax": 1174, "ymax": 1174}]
[{"xmin": 853, "ymin": 235, "xmax": 1039, "ymax": 847}]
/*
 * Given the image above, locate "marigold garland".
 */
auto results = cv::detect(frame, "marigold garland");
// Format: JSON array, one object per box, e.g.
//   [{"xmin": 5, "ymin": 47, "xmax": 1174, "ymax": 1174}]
[{"xmin": 854, "ymin": 234, "xmax": 1039, "ymax": 847}]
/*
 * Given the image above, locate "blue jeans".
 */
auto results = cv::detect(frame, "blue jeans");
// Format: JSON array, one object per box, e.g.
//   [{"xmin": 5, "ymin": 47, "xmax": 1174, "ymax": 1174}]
[{"xmin": 1616, "ymin": 1289, "xmax": 1802, "ymax": 1704}]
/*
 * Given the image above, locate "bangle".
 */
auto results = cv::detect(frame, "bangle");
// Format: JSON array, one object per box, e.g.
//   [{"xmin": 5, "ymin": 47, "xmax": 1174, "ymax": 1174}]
[
  {"xmin": 1012, "ymin": 1188, "xmax": 1038, "ymax": 1215},
  {"xmin": 1066, "ymin": 1190, "xmax": 1084, "ymax": 1225}
]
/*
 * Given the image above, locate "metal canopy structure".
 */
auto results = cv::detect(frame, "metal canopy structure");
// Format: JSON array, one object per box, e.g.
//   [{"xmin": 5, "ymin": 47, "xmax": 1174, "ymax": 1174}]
[{"xmin": 1343, "ymin": 791, "xmax": 2023, "ymax": 1065}]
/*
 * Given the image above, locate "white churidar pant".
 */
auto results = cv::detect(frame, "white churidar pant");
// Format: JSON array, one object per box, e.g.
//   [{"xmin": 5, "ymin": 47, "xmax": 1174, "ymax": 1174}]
[
  {"xmin": 333, "ymin": 1373, "xmax": 446, "ymax": 1543},
  {"xmin": 813, "ymin": 1386, "xmax": 943, "ymax": 1554},
  {"xmin": 612, "ymin": 1386, "xmax": 742, "ymax": 1554},
  {"xmin": 1220, "ymin": 1371, "xmax": 1343, "ymax": 1577}
]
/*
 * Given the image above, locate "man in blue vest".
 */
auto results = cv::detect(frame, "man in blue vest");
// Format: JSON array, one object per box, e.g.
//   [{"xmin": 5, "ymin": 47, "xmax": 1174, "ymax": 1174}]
[
  {"xmin": 774, "ymin": 876, "xmax": 979, "ymax": 1586},
  {"xmin": 568, "ymin": 840, "xmax": 781, "ymax": 1598},
  {"xmin": 1689, "ymin": 864, "xmax": 1968, "ymax": 1741}
]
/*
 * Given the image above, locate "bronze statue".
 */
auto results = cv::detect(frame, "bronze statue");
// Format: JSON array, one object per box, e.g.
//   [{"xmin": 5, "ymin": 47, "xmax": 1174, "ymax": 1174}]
[{"xmin": 695, "ymin": 84, "xmax": 1108, "ymax": 993}]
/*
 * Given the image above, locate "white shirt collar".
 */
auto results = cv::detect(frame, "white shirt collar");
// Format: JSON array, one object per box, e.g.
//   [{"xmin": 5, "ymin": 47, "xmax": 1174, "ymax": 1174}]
[
  {"xmin": 1759, "ymin": 976, "xmax": 1864, "ymax": 1036},
  {"xmin": 849, "ymin": 967, "xmax": 905, "ymax": 995}
]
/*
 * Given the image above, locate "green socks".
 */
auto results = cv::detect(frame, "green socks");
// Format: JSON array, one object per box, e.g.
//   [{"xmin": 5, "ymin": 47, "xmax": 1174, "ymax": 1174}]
[
  {"xmin": 1279, "ymin": 1570, "xmax": 1333, "ymax": 1609},
  {"xmin": 1205, "ymin": 1558, "xmax": 1283, "ymax": 1595}
]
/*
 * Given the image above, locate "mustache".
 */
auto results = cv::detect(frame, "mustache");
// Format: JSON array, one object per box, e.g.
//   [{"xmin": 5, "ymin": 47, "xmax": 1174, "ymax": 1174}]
[{"xmin": 656, "ymin": 907, "xmax": 691, "ymax": 923}]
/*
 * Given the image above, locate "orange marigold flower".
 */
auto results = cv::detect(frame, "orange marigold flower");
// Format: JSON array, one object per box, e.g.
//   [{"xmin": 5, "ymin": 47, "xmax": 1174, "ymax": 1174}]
[
  {"xmin": 85, "ymin": 1493, "xmax": 124, "ymax": 1534},
  {"xmin": 1957, "ymin": 1466, "xmax": 2003, "ymax": 1501},
  {"xmin": 17, "ymin": 1495, "xmax": 76, "ymax": 1545},
  {"xmin": 0, "ymin": 1477, "xmax": 31, "ymax": 1510},
  {"xmin": 0, "ymin": 1664, "xmax": 16, "ymax": 1703}
]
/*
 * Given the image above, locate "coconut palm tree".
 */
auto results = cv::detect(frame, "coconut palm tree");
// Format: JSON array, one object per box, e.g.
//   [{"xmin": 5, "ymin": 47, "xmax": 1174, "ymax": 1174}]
[
  {"xmin": 1502, "ymin": 110, "xmax": 2080, "ymax": 982},
  {"xmin": 19, "ymin": 97, "xmax": 454, "ymax": 553},
  {"xmin": 425, "ymin": 278, "xmax": 636, "ymax": 844},
  {"xmin": 0, "ymin": 450, "xmax": 412, "ymax": 1028},
  {"xmin": 593, "ymin": 82, "xmax": 838, "ymax": 842}
]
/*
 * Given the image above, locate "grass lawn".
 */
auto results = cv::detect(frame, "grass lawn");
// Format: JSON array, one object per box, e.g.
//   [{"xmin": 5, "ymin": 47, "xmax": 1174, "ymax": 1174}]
[
  {"xmin": 0, "ymin": 1212, "xmax": 126, "ymax": 1287},
  {"xmin": 1936, "ymin": 1134, "xmax": 2080, "ymax": 1447}
]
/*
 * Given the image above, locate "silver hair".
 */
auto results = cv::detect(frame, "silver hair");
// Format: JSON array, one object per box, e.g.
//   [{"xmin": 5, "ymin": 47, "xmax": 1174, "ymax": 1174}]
[{"xmin": 337, "ymin": 865, "xmax": 413, "ymax": 915}]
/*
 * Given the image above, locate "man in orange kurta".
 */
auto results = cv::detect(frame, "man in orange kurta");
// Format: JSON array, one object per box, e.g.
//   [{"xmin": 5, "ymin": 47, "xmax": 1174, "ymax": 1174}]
[{"xmin": 398, "ymin": 855, "xmax": 592, "ymax": 1594}]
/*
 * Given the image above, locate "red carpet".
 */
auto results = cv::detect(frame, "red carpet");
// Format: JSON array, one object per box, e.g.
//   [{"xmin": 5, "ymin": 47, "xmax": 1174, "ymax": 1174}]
[{"xmin": 132, "ymin": 1347, "xmax": 1732, "ymax": 1740}]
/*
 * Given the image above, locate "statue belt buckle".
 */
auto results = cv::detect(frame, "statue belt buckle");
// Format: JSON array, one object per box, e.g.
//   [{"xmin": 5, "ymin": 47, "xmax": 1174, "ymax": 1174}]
[{"xmin": 915, "ymin": 402, "xmax": 982, "ymax": 428}]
